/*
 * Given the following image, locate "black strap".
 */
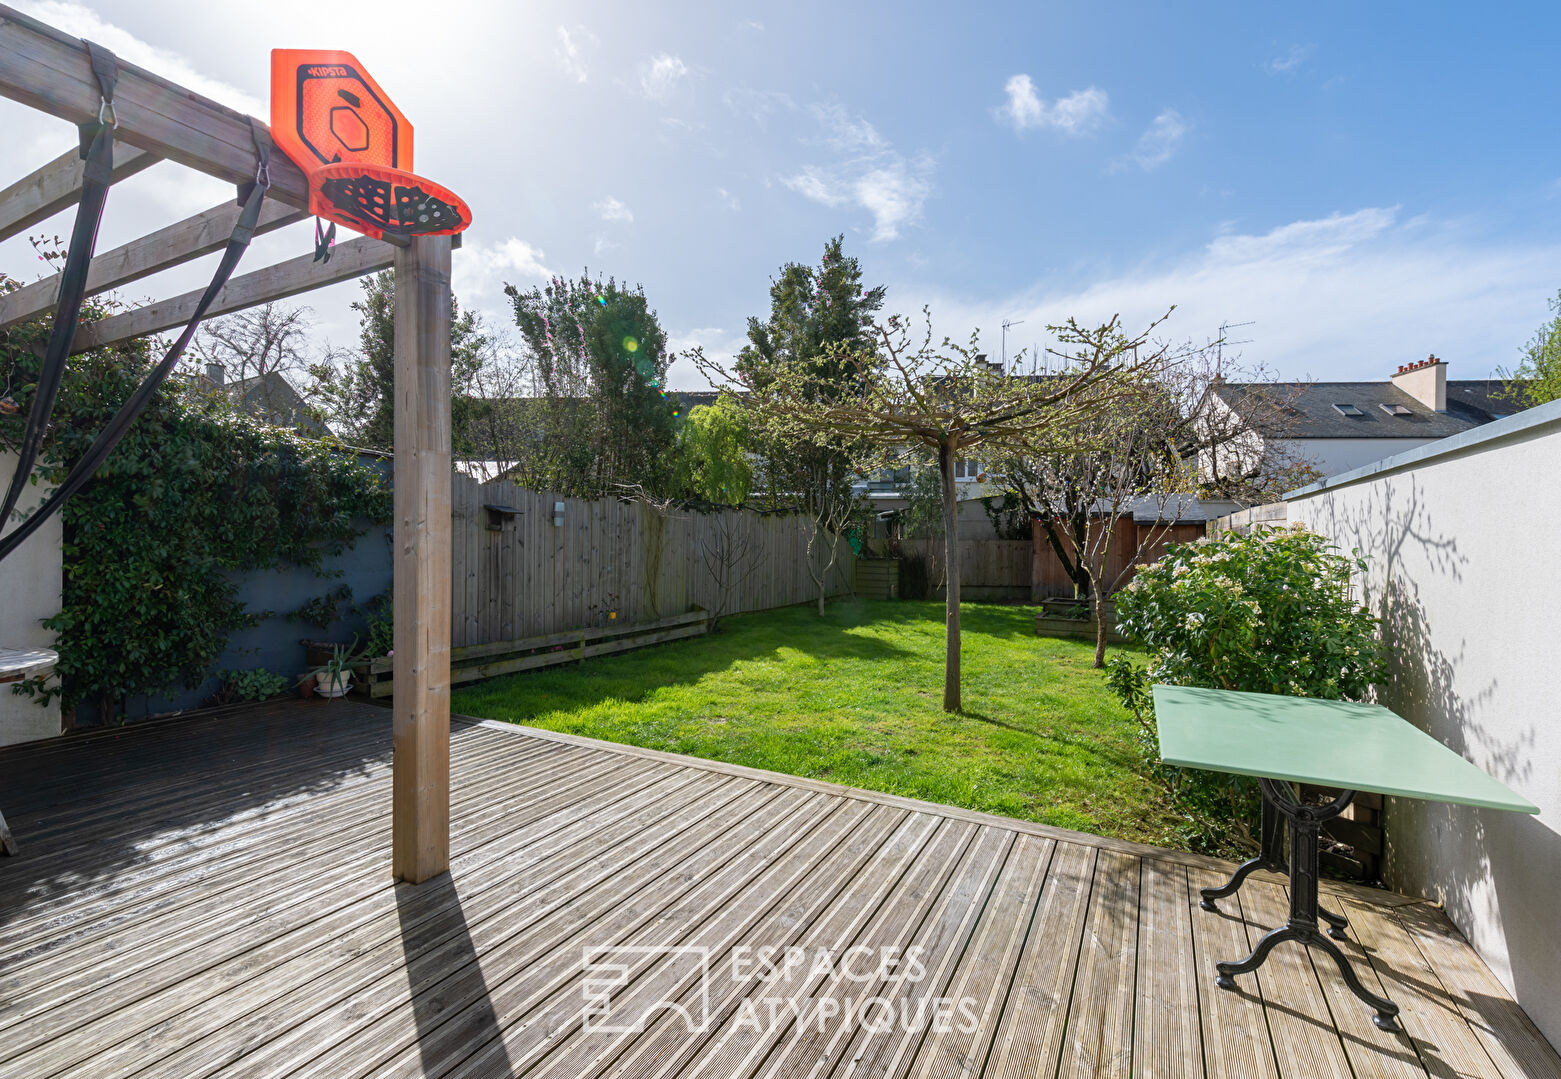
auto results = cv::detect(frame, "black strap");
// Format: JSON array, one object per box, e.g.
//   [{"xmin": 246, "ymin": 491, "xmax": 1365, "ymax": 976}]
[
  {"xmin": 0, "ymin": 122, "xmax": 273, "ymax": 565},
  {"xmin": 313, "ymin": 218, "xmax": 336, "ymax": 263},
  {"xmin": 0, "ymin": 41, "xmax": 118, "ymax": 533}
]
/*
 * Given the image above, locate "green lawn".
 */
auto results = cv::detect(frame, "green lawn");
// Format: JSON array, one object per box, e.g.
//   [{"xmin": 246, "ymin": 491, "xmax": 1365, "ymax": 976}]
[{"xmin": 451, "ymin": 599, "xmax": 1179, "ymax": 848}]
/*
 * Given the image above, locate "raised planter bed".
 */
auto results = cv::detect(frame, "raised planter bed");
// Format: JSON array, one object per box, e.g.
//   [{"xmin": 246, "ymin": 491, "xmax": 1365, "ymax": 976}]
[
  {"xmin": 1033, "ymin": 597, "xmax": 1127, "ymax": 645},
  {"xmin": 357, "ymin": 608, "xmax": 709, "ymax": 698}
]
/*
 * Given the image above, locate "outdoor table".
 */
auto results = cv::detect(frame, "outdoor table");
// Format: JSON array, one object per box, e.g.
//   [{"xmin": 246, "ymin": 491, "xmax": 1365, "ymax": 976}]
[{"xmin": 1152, "ymin": 684, "xmax": 1539, "ymax": 1032}]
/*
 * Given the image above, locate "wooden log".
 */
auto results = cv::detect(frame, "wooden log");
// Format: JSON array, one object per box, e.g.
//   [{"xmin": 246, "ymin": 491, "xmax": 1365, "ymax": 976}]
[
  {"xmin": 0, "ymin": 199, "xmax": 305, "ymax": 330},
  {"xmin": 0, "ymin": 6, "xmax": 311, "ymax": 208},
  {"xmin": 391, "ymin": 234, "xmax": 453, "ymax": 885},
  {"xmin": 68, "ymin": 235, "xmax": 393, "ymax": 353},
  {"xmin": 0, "ymin": 142, "xmax": 156, "ymax": 243}
]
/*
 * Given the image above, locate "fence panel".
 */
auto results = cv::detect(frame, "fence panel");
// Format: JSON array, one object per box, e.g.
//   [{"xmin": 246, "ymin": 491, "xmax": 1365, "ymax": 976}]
[{"xmin": 449, "ymin": 475, "xmax": 855, "ymax": 647}]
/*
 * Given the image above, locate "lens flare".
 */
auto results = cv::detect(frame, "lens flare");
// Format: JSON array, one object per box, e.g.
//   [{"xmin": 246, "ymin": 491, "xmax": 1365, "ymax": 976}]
[
  {"xmin": 622, "ymin": 336, "xmax": 639, "ymax": 353},
  {"xmin": 596, "ymin": 295, "xmax": 607, "ymax": 306}
]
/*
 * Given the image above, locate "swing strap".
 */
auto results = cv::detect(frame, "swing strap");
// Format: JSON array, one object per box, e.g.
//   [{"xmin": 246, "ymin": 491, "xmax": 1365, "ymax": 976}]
[
  {"xmin": 0, "ymin": 40, "xmax": 119, "ymax": 532},
  {"xmin": 0, "ymin": 121, "xmax": 274, "ymax": 566}
]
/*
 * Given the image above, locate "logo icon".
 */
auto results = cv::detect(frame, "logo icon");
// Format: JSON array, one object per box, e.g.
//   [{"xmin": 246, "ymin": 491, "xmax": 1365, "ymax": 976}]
[{"xmin": 581, "ymin": 945, "xmax": 714, "ymax": 1034}]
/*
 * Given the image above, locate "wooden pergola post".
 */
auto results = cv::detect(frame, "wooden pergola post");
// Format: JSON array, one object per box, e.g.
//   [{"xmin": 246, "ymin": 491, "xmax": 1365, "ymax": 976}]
[{"xmin": 392, "ymin": 234, "xmax": 453, "ymax": 883}]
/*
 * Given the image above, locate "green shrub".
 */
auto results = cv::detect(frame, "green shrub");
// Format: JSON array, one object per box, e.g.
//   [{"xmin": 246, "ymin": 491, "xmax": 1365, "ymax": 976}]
[
  {"xmin": 212, "ymin": 667, "xmax": 291, "ymax": 704},
  {"xmin": 1106, "ymin": 527, "xmax": 1384, "ymax": 855}
]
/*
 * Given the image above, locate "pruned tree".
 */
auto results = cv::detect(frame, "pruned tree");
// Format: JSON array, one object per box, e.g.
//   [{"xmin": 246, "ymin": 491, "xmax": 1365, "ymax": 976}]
[{"xmin": 698, "ymin": 307, "xmax": 1167, "ymax": 712}]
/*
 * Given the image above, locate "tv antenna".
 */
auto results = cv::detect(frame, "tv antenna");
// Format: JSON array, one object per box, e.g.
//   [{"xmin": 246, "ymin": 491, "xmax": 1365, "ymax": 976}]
[
  {"xmin": 1001, "ymin": 318, "xmax": 1025, "ymax": 372},
  {"xmin": 1217, "ymin": 320, "xmax": 1255, "ymax": 363}
]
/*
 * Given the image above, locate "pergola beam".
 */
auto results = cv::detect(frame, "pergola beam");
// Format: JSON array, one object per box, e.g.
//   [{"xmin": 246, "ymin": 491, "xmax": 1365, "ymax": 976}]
[
  {"xmin": 0, "ymin": 142, "xmax": 156, "ymax": 243},
  {"xmin": 0, "ymin": 5, "xmax": 310, "ymax": 208},
  {"xmin": 0, "ymin": 200, "xmax": 305, "ymax": 331},
  {"xmin": 69, "ymin": 235, "xmax": 393, "ymax": 353}
]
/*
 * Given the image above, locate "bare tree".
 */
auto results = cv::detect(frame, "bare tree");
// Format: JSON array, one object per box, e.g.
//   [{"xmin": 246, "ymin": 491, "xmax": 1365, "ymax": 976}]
[
  {"xmin": 190, "ymin": 303, "xmax": 319, "ymax": 426},
  {"xmin": 697, "ymin": 307, "xmax": 1167, "ymax": 712},
  {"xmin": 698, "ymin": 510, "xmax": 762, "ymax": 630}
]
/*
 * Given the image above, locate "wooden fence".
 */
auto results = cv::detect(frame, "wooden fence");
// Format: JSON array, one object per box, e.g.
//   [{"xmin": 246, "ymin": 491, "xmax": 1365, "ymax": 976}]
[
  {"xmin": 450, "ymin": 474, "xmax": 855, "ymax": 648},
  {"xmin": 898, "ymin": 540, "xmax": 1034, "ymax": 600},
  {"xmin": 1031, "ymin": 518, "xmax": 1204, "ymax": 598}
]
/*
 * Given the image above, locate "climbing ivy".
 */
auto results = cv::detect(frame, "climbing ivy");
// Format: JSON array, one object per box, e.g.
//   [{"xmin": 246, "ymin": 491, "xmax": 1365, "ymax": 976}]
[{"xmin": 0, "ymin": 294, "xmax": 390, "ymax": 720}]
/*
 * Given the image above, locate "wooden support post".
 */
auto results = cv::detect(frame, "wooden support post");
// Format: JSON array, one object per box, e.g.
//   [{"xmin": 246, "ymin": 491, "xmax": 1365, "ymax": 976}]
[{"xmin": 391, "ymin": 234, "xmax": 453, "ymax": 884}]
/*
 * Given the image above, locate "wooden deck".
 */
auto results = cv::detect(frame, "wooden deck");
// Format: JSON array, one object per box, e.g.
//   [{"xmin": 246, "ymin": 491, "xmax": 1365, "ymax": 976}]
[{"xmin": 1, "ymin": 698, "xmax": 1557, "ymax": 1079}]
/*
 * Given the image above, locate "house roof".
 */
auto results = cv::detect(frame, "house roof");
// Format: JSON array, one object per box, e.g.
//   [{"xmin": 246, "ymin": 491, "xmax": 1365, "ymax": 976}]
[{"xmin": 1212, "ymin": 379, "xmax": 1525, "ymax": 440}]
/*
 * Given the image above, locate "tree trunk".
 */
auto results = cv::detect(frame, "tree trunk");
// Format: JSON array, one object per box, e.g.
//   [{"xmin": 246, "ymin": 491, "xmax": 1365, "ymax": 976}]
[
  {"xmin": 939, "ymin": 440, "xmax": 961, "ymax": 712},
  {"xmin": 1092, "ymin": 589, "xmax": 1109, "ymax": 668}
]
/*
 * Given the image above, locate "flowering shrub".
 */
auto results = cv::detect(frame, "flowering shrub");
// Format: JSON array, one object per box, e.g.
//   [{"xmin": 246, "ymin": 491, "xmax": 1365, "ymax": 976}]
[{"xmin": 1106, "ymin": 526, "xmax": 1384, "ymax": 854}]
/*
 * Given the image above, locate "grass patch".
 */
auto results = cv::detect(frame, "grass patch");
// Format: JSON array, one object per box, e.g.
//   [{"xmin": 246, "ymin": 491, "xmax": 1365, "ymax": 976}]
[{"xmin": 452, "ymin": 598, "xmax": 1179, "ymax": 848}]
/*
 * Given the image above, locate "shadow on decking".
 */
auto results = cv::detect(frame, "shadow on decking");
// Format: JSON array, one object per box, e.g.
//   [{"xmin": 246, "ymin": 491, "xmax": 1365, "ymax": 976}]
[
  {"xmin": 396, "ymin": 873, "xmax": 514, "ymax": 1076},
  {"xmin": 0, "ymin": 698, "xmax": 389, "ymax": 929}
]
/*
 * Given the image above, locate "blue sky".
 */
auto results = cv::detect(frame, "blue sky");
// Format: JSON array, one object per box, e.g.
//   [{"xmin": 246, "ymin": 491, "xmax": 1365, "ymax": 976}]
[{"xmin": 3, "ymin": 1, "xmax": 1559, "ymax": 388}]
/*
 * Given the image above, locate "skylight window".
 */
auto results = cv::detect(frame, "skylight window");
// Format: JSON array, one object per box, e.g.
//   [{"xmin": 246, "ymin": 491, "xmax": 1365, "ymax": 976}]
[
  {"xmin": 1332, "ymin": 403, "xmax": 1364, "ymax": 417},
  {"xmin": 1379, "ymin": 402, "xmax": 1411, "ymax": 416}
]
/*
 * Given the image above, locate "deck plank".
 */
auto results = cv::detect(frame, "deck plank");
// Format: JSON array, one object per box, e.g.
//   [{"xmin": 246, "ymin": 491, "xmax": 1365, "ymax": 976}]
[
  {"xmin": 0, "ymin": 700, "xmax": 1549, "ymax": 1079},
  {"xmin": 1393, "ymin": 903, "xmax": 1561, "ymax": 1079},
  {"xmin": 1131, "ymin": 859, "xmax": 1204, "ymax": 1079},
  {"xmin": 1186, "ymin": 868, "xmax": 1281, "ymax": 1079},
  {"xmin": 981, "ymin": 841, "xmax": 1096, "ymax": 1079},
  {"xmin": 1057, "ymin": 849, "xmax": 1141, "ymax": 1079}
]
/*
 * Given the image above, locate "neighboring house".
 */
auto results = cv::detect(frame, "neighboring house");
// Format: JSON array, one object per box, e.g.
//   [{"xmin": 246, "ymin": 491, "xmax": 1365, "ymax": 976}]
[
  {"xmin": 1203, "ymin": 356, "xmax": 1525, "ymax": 483},
  {"xmin": 202, "ymin": 363, "xmax": 328, "ymax": 436}
]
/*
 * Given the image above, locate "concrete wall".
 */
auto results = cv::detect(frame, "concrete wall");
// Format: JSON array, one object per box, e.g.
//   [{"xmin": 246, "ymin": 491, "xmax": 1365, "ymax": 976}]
[
  {"xmin": 0, "ymin": 452, "xmax": 61, "ymax": 745},
  {"xmin": 1286, "ymin": 399, "xmax": 1561, "ymax": 1048}
]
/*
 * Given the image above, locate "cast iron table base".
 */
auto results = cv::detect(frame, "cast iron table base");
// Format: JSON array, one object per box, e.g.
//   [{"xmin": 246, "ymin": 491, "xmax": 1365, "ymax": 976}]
[{"xmin": 1199, "ymin": 778, "xmax": 1401, "ymax": 1032}]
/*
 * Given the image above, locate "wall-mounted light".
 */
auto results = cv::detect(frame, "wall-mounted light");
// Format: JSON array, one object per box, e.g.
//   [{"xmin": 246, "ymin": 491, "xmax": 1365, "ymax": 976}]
[{"xmin": 553, "ymin": 501, "xmax": 565, "ymax": 527}]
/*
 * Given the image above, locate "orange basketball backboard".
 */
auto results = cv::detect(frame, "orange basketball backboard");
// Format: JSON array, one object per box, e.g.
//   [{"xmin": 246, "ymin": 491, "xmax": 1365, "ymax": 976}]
[{"xmin": 270, "ymin": 50, "xmax": 413, "ymax": 173}]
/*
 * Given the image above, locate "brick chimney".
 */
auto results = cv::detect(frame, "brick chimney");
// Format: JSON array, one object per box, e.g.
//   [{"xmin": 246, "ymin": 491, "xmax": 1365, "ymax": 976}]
[
  {"xmin": 1391, "ymin": 354, "xmax": 1446, "ymax": 412},
  {"xmin": 204, "ymin": 361, "xmax": 225, "ymax": 387}
]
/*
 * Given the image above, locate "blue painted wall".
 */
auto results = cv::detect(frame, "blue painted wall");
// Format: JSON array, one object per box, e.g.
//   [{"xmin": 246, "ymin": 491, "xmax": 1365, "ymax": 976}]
[{"xmin": 73, "ymin": 455, "xmax": 393, "ymax": 726}]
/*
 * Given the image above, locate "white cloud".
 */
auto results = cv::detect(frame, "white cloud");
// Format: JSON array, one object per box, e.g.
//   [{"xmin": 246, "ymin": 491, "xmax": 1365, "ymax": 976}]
[
  {"xmin": 812, "ymin": 103, "xmax": 888, "ymax": 152},
  {"xmin": 452, "ymin": 237, "xmax": 552, "ymax": 304},
  {"xmin": 900, "ymin": 207, "xmax": 1559, "ymax": 382},
  {"xmin": 1123, "ymin": 108, "xmax": 1188, "ymax": 171},
  {"xmin": 998, "ymin": 76, "xmax": 1109, "ymax": 135},
  {"xmin": 1267, "ymin": 44, "xmax": 1313, "ymax": 74},
  {"xmin": 593, "ymin": 196, "xmax": 634, "ymax": 223},
  {"xmin": 640, "ymin": 53, "xmax": 690, "ymax": 101},
  {"xmin": 782, "ymin": 106, "xmax": 934, "ymax": 242},
  {"xmin": 717, "ymin": 187, "xmax": 740, "ymax": 211},
  {"xmin": 722, "ymin": 88, "xmax": 796, "ymax": 129},
  {"xmin": 16, "ymin": 1, "xmax": 262, "ymax": 114},
  {"xmin": 555, "ymin": 25, "xmax": 597, "ymax": 84}
]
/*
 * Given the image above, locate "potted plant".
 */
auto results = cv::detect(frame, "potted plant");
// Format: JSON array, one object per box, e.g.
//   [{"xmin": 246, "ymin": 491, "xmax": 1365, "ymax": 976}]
[{"xmin": 315, "ymin": 641, "xmax": 359, "ymax": 698}]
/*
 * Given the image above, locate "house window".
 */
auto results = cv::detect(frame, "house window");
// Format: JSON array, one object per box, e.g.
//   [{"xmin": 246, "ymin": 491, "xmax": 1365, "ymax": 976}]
[
  {"xmin": 953, "ymin": 458, "xmax": 983, "ymax": 480},
  {"xmin": 1331, "ymin": 403, "xmax": 1364, "ymax": 417}
]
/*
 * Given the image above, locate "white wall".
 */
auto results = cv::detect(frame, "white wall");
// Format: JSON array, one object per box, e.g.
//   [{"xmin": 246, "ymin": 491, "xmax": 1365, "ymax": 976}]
[
  {"xmin": 1287, "ymin": 401, "xmax": 1561, "ymax": 1048},
  {"xmin": 0, "ymin": 451, "xmax": 62, "ymax": 745},
  {"xmin": 1283, "ymin": 436, "xmax": 1436, "ymax": 479}
]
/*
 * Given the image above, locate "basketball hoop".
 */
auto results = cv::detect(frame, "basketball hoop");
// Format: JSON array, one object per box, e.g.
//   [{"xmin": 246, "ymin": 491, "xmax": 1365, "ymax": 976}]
[
  {"xmin": 310, "ymin": 162, "xmax": 470, "ymax": 241},
  {"xmin": 271, "ymin": 49, "xmax": 471, "ymax": 243}
]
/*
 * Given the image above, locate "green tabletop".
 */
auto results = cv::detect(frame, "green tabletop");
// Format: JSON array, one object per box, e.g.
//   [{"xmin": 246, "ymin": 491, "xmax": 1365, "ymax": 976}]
[{"xmin": 1151, "ymin": 685, "xmax": 1539, "ymax": 814}]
